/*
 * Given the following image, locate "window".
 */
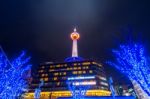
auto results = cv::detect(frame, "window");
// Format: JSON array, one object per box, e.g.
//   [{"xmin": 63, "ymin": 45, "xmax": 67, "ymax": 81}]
[
  {"xmin": 98, "ymin": 64, "xmax": 102, "ymax": 67},
  {"xmin": 56, "ymin": 64, "xmax": 60, "ymax": 67},
  {"xmin": 99, "ymin": 76, "xmax": 107, "ymax": 81},
  {"xmin": 54, "ymin": 77, "xmax": 58, "ymax": 81},
  {"xmin": 69, "ymin": 68, "xmax": 73, "ymax": 70},
  {"xmin": 83, "ymin": 71, "xmax": 86, "ymax": 74},
  {"xmin": 63, "ymin": 72, "xmax": 66, "ymax": 75},
  {"xmin": 86, "ymin": 66, "xmax": 89, "ymax": 69},
  {"xmin": 92, "ymin": 62, "xmax": 96, "ymax": 64},
  {"xmin": 74, "ymin": 67, "xmax": 77, "ymax": 70},
  {"xmin": 83, "ymin": 66, "xmax": 89, "ymax": 69},
  {"xmin": 100, "ymin": 82, "xmax": 108, "ymax": 86},
  {"xmin": 89, "ymin": 70, "xmax": 93, "ymax": 73},
  {"xmin": 78, "ymin": 71, "xmax": 82, "ymax": 74},
  {"xmin": 49, "ymin": 69, "xmax": 54, "ymax": 72},
  {"xmin": 73, "ymin": 71, "xmax": 77, "ymax": 74},
  {"xmin": 54, "ymin": 73, "xmax": 59, "ymax": 76},
  {"xmin": 50, "ymin": 65, "xmax": 53, "ymax": 68},
  {"xmin": 57, "ymin": 82, "xmax": 60, "ymax": 86},
  {"xmin": 41, "ymin": 74, "xmax": 45, "ymax": 77},
  {"xmin": 78, "ymin": 67, "xmax": 81, "ymax": 70},
  {"xmin": 44, "ymin": 78, "xmax": 48, "ymax": 81},
  {"xmin": 74, "ymin": 63, "xmax": 77, "ymax": 66},
  {"xmin": 64, "ymin": 64, "xmax": 67, "ymax": 67},
  {"xmin": 39, "ymin": 70, "xmax": 44, "ymax": 73},
  {"xmin": 82, "ymin": 62, "xmax": 90, "ymax": 65}
]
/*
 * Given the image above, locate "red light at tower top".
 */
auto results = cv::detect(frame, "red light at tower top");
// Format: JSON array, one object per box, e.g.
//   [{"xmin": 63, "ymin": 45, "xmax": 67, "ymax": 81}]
[{"xmin": 70, "ymin": 28, "xmax": 80, "ymax": 40}]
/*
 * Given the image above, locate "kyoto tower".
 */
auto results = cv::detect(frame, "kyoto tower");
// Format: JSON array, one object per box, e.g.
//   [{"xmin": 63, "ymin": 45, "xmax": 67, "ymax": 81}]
[
  {"xmin": 65, "ymin": 28, "xmax": 83, "ymax": 62},
  {"xmin": 71, "ymin": 28, "xmax": 80, "ymax": 57}
]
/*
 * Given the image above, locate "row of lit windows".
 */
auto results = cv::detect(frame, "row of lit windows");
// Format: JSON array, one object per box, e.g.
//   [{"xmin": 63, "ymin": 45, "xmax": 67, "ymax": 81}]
[
  {"xmin": 66, "ymin": 66, "xmax": 89, "ymax": 71},
  {"xmin": 51, "ymin": 66, "xmax": 89, "ymax": 72},
  {"xmin": 82, "ymin": 62, "xmax": 91, "ymax": 65},
  {"xmin": 40, "ymin": 74, "xmax": 96, "ymax": 82},
  {"xmin": 40, "ymin": 70, "xmax": 95, "ymax": 78},
  {"xmin": 41, "ymin": 64, "xmax": 68, "ymax": 69},
  {"xmin": 40, "ymin": 72, "xmax": 67, "ymax": 77},
  {"xmin": 72, "ymin": 70, "xmax": 93, "ymax": 74},
  {"xmin": 40, "ymin": 78, "xmax": 48, "ymax": 82},
  {"xmin": 40, "ymin": 70, "xmax": 93, "ymax": 77},
  {"xmin": 43, "ymin": 82, "xmax": 63, "ymax": 86},
  {"xmin": 41, "ymin": 74, "xmax": 48, "ymax": 77},
  {"xmin": 39, "ymin": 66, "xmax": 90, "ymax": 73},
  {"xmin": 92, "ymin": 62, "xmax": 102, "ymax": 67},
  {"xmin": 40, "ymin": 76, "xmax": 67, "ymax": 82},
  {"xmin": 40, "ymin": 62, "xmax": 92, "ymax": 69},
  {"xmin": 39, "ymin": 70, "xmax": 44, "ymax": 73},
  {"xmin": 98, "ymin": 76, "xmax": 107, "ymax": 81},
  {"xmin": 100, "ymin": 82, "xmax": 108, "ymax": 86},
  {"xmin": 50, "ymin": 65, "xmax": 87, "ymax": 69},
  {"xmin": 39, "ymin": 74, "xmax": 101, "ymax": 82},
  {"xmin": 50, "ymin": 64, "xmax": 68, "ymax": 68},
  {"xmin": 41, "ymin": 72, "xmax": 67, "ymax": 77},
  {"xmin": 53, "ymin": 77, "xmax": 67, "ymax": 81},
  {"xmin": 33, "ymin": 82, "xmax": 108, "ymax": 88},
  {"xmin": 53, "ymin": 72, "xmax": 66, "ymax": 76}
]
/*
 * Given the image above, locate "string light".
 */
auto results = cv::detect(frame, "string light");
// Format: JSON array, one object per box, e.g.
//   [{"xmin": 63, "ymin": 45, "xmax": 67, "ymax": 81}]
[
  {"xmin": 108, "ymin": 43, "xmax": 150, "ymax": 97},
  {"xmin": 0, "ymin": 49, "xmax": 31, "ymax": 98},
  {"xmin": 67, "ymin": 80, "xmax": 90, "ymax": 99}
]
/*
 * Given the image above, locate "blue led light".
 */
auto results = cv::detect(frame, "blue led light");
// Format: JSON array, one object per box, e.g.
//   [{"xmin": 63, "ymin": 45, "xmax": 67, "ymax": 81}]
[
  {"xmin": 0, "ymin": 49, "xmax": 31, "ymax": 98},
  {"xmin": 108, "ymin": 43, "xmax": 150, "ymax": 96},
  {"xmin": 67, "ymin": 80, "xmax": 90, "ymax": 99},
  {"xmin": 65, "ymin": 57, "xmax": 84, "ymax": 62},
  {"xmin": 68, "ymin": 76, "xmax": 95, "ymax": 80}
]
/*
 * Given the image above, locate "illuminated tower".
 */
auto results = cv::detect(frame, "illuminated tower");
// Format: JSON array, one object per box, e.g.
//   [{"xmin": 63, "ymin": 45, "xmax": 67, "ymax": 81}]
[
  {"xmin": 71, "ymin": 28, "xmax": 80, "ymax": 57},
  {"xmin": 65, "ymin": 28, "xmax": 83, "ymax": 62}
]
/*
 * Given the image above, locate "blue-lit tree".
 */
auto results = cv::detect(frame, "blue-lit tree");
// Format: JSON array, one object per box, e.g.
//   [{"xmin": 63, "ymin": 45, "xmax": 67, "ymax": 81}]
[
  {"xmin": 108, "ymin": 43, "xmax": 150, "ymax": 99},
  {"xmin": 0, "ymin": 47, "xmax": 31, "ymax": 98},
  {"xmin": 67, "ymin": 81, "xmax": 90, "ymax": 99},
  {"xmin": 34, "ymin": 79, "xmax": 44, "ymax": 99}
]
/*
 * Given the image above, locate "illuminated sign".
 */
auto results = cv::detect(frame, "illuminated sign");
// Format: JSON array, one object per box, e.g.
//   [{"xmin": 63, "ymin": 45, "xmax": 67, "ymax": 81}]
[
  {"xmin": 73, "ymin": 81, "xmax": 96, "ymax": 86},
  {"xmin": 68, "ymin": 76, "xmax": 95, "ymax": 80}
]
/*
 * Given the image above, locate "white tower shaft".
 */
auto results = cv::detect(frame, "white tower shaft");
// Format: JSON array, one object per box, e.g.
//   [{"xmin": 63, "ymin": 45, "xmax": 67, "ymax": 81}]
[{"xmin": 72, "ymin": 39, "xmax": 78, "ymax": 57}]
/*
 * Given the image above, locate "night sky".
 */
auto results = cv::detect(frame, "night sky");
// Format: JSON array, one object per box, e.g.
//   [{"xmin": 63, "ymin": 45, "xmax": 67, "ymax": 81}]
[{"xmin": 0, "ymin": 0, "xmax": 150, "ymax": 81}]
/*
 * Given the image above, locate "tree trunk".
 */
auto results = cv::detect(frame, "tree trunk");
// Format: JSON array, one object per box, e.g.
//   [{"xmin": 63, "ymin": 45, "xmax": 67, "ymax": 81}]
[{"xmin": 132, "ymin": 80, "xmax": 150, "ymax": 99}]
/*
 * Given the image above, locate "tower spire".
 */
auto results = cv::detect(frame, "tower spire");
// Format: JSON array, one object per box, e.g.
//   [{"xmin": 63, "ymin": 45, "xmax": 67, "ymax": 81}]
[
  {"xmin": 74, "ymin": 28, "xmax": 77, "ymax": 32},
  {"xmin": 70, "ymin": 28, "xmax": 80, "ymax": 57}
]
